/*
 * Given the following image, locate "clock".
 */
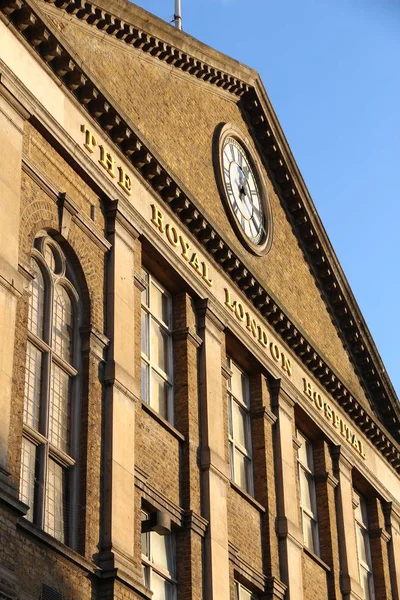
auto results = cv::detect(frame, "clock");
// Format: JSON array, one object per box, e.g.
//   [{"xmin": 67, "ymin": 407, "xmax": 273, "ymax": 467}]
[{"xmin": 214, "ymin": 124, "xmax": 272, "ymax": 256}]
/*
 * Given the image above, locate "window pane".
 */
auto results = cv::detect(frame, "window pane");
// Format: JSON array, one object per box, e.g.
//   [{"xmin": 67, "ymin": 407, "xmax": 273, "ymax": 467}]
[
  {"xmin": 232, "ymin": 400, "xmax": 249, "ymax": 450},
  {"xmin": 237, "ymin": 585, "xmax": 253, "ymax": 600},
  {"xmin": 28, "ymin": 261, "xmax": 45, "ymax": 338},
  {"xmin": 356, "ymin": 524, "xmax": 368, "ymax": 564},
  {"xmin": 151, "ymin": 571, "xmax": 174, "ymax": 600},
  {"xmin": 151, "ymin": 531, "xmax": 175, "ymax": 575},
  {"xmin": 234, "ymin": 449, "xmax": 250, "ymax": 492},
  {"xmin": 299, "ymin": 468, "xmax": 314, "ymax": 513},
  {"xmin": 151, "ymin": 320, "xmax": 169, "ymax": 374},
  {"xmin": 297, "ymin": 432, "xmax": 308, "ymax": 466},
  {"xmin": 45, "ymin": 459, "xmax": 66, "ymax": 543},
  {"xmin": 23, "ymin": 342, "xmax": 42, "ymax": 430},
  {"xmin": 49, "ymin": 364, "xmax": 70, "ymax": 453},
  {"xmin": 302, "ymin": 513, "xmax": 316, "ymax": 553},
  {"xmin": 230, "ymin": 362, "xmax": 247, "ymax": 403},
  {"xmin": 141, "ymin": 269, "xmax": 149, "ymax": 306},
  {"xmin": 151, "ymin": 371, "xmax": 170, "ymax": 419},
  {"xmin": 52, "ymin": 285, "xmax": 73, "ymax": 362},
  {"xmin": 44, "ymin": 245, "xmax": 57, "ymax": 272},
  {"xmin": 360, "ymin": 566, "xmax": 372, "ymax": 600},
  {"xmin": 141, "ymin": 360, "xmax": 149, "ymax": 402},
  {"xmin": 141, "ymin": 309, "xmax": 149, "ymax": 357},
  {"xmin": 19, "ymin": 437, "xmax": 36, "ymax": 521},
  {"xmin": 151, "ymin": 282, "xmax": 169, "ymax": 325}
]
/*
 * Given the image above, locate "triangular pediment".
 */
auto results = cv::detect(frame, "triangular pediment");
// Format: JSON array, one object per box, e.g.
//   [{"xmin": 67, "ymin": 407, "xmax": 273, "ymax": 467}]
[{"xmin": 3, "ymin": 0, "xmax": 399, "ymax": 461}]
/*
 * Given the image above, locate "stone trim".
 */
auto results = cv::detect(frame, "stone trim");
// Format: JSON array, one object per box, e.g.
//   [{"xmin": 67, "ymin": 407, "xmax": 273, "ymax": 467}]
[
  {"xmin": 42, "ymin": 0, "xmax": 250, "ymax": 96},
  {"xmin": 314, "ymin": 471, "xmax": 339, "ymax": 489},
  {"xmin": 141, "ymin": 401, "xmax": 185, "ymax": 442},
  {"xmin": 303, "ymin": 546, "xmax": 331, "ymax": 572},
  {"xmin": 369, "ymin": 527, "xmax": 391, "ymax": 543},
  {"xmin": 17, "ymin": 518, "xmax": 98, "ymax": 573},
  {"xmin": 134, "ymin": 271, "xmax": 146, "ymax": 292},
  {"xmin": 230, "ymin": 481, "xmax": 266, "ymax": 513},
  {"xmin": 251, "ymin": 405, "xmax": 277, "ymax": 425},
  {"xmin": 1, "ymin": 0, "xmax": 399, "ymax": 469},
  {"xmin": 172, "ymin": 326, "xmax": 202, "ymax": 348},
  {"xmin": 183, "ymin": 509, "xmax": 208, "ymax": 537},
  {"xmin": 228, "ymin": 542, "xmax": 265, "ymax": 590},
  {"xmin": 262, "ymin": 577, "xmax": 287, "ymax": 600},
  {"xmin": 134, "ymin": 469, "xmax": 184, "ymax": 527}
]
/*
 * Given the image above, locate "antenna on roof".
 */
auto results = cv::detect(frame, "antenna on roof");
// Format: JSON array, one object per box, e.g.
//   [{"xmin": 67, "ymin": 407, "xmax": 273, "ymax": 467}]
[{"xmin": 174, "ymin": 0, "xmax": 182, "ymax": 30}]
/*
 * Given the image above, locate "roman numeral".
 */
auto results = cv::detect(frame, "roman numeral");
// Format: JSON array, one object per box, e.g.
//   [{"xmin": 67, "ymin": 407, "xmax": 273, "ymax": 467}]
[{"xmin": 226, "ymin": 182, "xmax": 233, "ymax": 194}]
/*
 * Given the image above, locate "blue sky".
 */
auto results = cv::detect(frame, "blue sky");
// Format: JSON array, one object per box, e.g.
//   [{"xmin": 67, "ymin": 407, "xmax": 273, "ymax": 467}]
[{"xmin": 132, "ymin": 0, "xmax": 400, "ymax": 398}]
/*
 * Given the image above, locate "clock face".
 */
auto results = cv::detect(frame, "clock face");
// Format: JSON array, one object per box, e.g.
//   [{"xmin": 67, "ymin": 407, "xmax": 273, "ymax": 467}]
[{"xmin": 222, "ymin": 136, "xmax": 265, "ymax": 246}]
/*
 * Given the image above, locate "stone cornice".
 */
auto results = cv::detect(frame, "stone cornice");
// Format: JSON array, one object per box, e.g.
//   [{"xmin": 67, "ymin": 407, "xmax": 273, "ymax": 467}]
[{"xmin": 1, "ymin": 0, "xmax": 399, "ymax": 473}]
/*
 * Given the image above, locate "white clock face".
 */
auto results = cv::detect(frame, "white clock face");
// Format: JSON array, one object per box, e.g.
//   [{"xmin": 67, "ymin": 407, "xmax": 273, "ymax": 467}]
[{"xmin": 222, "ymin": 137, "xmax": 265, "ymax": 245}]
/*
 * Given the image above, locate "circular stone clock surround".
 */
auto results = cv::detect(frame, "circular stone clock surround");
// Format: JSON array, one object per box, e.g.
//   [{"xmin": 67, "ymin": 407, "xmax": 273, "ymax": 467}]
[{"xmin": 214, "ymin": 123, "xmax": 273, "ymax": 256}]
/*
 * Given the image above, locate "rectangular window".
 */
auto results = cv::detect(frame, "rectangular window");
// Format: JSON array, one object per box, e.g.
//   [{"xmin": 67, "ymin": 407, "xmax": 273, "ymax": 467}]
[
  {"xmin": 141, "ymin": 512, "xmax": 176, "ymax": 599},
  {"xmin": 141, "ymin": 269, "xmax": 173, "ymax": 422},
  {"xmin": 227, "ymin": 358, "xmax": 253, "ymax": 494},
  {"xmin": 354, "ymin": 492, "xmax": 375, "ymax": 600},
  {"xmin": 297, "ymin": 430, "xmax": 319, "ymax": 554}
]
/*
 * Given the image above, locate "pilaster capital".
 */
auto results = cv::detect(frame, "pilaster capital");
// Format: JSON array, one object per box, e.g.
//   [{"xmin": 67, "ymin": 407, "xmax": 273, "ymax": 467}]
[
  {"xmin": 103, "ymin": 360, "xmax": 139, "ymax": 402},
  {"xmin": 251, "ymin": 406, "xmax": 277, "ymax": 425},
  {"xmin": 262, "ymin": 577, "xmax": 287, "ymax": 600},
  {"xmin": 173, "ymin": 326, "xmax": 202, "ymax": 348},
  {"xmin": 270, "ymin": 379, "xmax": 295, "ymax": 418},
  {"xmin": 331, "ymin": 444, "xmax": 354, "ymax": 478},
  {"xmin": 276, "ymin": 516, "xmax": 303, "ymax": 548},
  {"xmin": 369, "ymin": 527, "xmax": 391, "ymax": 543},
  {"xmin": 314, "ymin": 471, "xmax": 339, "ymax": 489},
  {"xmin": 0, "ymin": 68, "xmax": 32, "ymax": 123},
  {"xmin": 106, "ymin": 199, "xmax": 141, "ymax": 241},
  {"xmin": 196, "ymin": 298, "xmax": 226, "ymax": 336},
  {"xmin": 200, "ymin": 446, "xmax": 230, "ymax": 481},
  {"xmin": 383, "ymin": 501, "xmax": 400, "ymax": 531},
  {"xmin": 80, "ymin": 325, "xmax": 109, "ymax": 361}
]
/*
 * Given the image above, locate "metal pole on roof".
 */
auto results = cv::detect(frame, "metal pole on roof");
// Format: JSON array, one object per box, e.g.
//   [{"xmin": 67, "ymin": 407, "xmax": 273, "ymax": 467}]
[{"xmin": 174, "ymin": 0, "xmax": 182, "ymax": 30}]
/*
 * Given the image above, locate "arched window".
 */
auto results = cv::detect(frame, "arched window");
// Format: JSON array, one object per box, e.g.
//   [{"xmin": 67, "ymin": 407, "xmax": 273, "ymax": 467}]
[{"xmin": 19, "ymin": 234, "xmax": 80, "ymax": 546}]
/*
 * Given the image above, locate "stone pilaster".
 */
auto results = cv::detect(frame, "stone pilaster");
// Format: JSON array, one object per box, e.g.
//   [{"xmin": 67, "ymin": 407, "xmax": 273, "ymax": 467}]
[
  {"xmin": 100, "ymin": 200, "xmax": 140, "ymax": 585},
  {"xmin": 270, "ymin": 380, "xmax": 304, "ymax": 600},
  {"xmin": 0, "ymin": 72, "xmax": 30, "ymax": 491},
  {"xmin": 331, "ymin": 446, "xmax": 363, "ymax": 600},
  {"xmin": 383, "ymin": 502, "xmax": 400, "ymax": 600},
  {"xmin": 367, "ymin": 497, "xmax": 391, "ymax": 600},
  {"xmin": 250, "ymin": 373, "xmax": 281, "ymax": 585},
  {"xmin": 313, "ymin": 440, "xmax": 341, "ymax": 600},
  {"xmin": 197, "ymin": 298, "xmax": 230, "ymax": 600},
  {"xmin": 173, "ymin": 292, "xmax": 203, "ymax": 600}
]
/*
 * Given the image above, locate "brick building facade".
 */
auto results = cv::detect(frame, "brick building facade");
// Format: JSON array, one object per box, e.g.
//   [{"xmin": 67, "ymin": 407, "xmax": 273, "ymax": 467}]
[{"xmin": 0, "ymin": 1, "xmax": 399, "ymax": 599}]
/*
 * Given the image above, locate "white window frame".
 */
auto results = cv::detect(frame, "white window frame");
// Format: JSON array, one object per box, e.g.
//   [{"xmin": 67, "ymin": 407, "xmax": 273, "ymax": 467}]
[
  {"xmin": 19, "ymin": 234, "xmax": 80, "ymax": 547},
  {"xmin": 141, "ymin": 269, "xmax": 174, "ymax": 423},
  {"xmin": 354, "ymin": 492, "xmax": 375, "ymax": 600},
  {"xmin": 227, "ymin": 357, "xmax": 253, "ymax": 495},
  {"xmin": 141, "ymin": 511, "xmax": 177, "ymax": 599},
  {"xmin": 235, "ymin": 581, "xmax": 257, "ymax": 600},
  {"xmin": 296, "ymin": 430, "xmax": 319, "ymax": 555}
]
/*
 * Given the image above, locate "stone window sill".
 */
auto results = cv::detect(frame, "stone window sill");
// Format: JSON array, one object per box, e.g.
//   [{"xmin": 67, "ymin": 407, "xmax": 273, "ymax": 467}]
[
  {"xmin": 17, "ymin": 518, "xmax": 96, "ymax": 573},
  {"xmin": 141, "ymin": 401, "xmax": 185, "ymax": 442},
  {"xmin": 303, "ymin": 546, "xmax": 331, "ymax": 572},
  {"xmin": 230, "ymin": 481, "xmax": 266, "ymax": 513}
]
